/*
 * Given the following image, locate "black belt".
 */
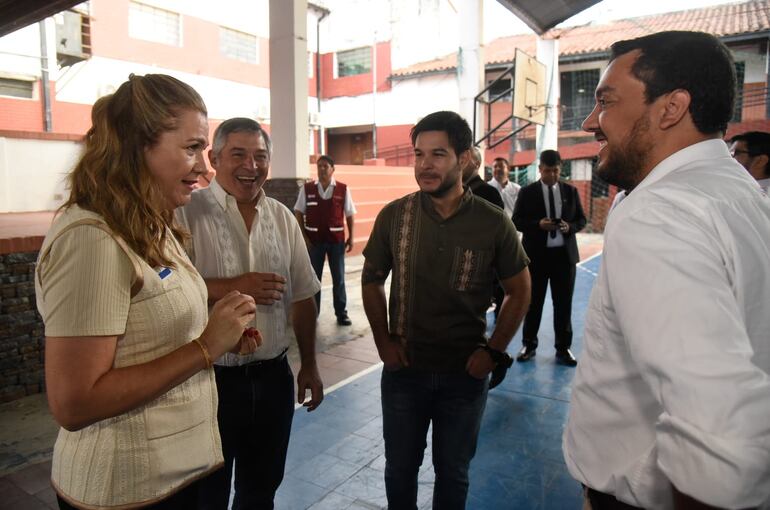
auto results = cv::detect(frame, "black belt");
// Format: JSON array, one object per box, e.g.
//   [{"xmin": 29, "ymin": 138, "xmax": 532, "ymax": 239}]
[
  {"xmin": 584, "ymin": 487, "xmax": 644, "ymax": 510},
  {"xmin": 214, "ymin": 348, "xmax": 289, "ymax": 376}
]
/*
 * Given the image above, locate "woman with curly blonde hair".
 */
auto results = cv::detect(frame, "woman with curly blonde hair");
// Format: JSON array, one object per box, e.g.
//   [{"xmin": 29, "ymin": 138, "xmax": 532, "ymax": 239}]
[{"xmin": 36, "ymin": 74, "xmax": 256, "ymax": 509}]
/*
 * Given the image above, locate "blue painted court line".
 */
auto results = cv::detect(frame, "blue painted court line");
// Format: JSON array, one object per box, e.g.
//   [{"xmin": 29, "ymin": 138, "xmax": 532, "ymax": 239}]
[{"xmin": 276, "ymin": 253, "xmax": 603, "ymax": 510}]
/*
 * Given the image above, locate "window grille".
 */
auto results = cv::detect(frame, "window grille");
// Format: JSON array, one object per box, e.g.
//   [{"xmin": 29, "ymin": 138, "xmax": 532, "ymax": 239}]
[
  {"xmin": 129, "ymin": 2, "xmax": 181, "ymax": 47},
  {"xmin": 0, "ymin": 78, "xmax": 33, "ymax": 98},
  {"xmin": 560, "ymin": 69, "xmax": 600, "ymax": 131},
  {"xmin": 337, "ymin": 47, "xmax": 371, "ymax": 77},
  {"xmin": 220, "ymin": 27, "xmax": 258, "ymax": 64}
]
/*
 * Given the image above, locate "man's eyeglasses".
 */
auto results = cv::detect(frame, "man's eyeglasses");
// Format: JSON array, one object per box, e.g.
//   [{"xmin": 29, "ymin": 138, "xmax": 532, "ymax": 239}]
[{"xmin": 730, "ymin": 149, "xmax": 754, "ymax": 158}]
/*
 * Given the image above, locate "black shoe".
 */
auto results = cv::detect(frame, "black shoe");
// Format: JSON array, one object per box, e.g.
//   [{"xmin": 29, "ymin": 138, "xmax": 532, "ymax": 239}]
[
  {"xmin": 516, "ymin": 345, "xmax": 536, "ymax": 362},
  {"xmin": 555, "ymin": 349, "xmax": 577, "ymax": 367},
  {"xmin": 337, "ymin": 315, "xmax": 352, "ymax": 326}
]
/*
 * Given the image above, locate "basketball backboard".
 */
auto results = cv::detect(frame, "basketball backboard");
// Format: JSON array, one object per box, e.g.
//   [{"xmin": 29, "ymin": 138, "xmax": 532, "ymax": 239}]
[{"xmin": 512, "ymin": 48, "xmax": 546, "ymax": 125}]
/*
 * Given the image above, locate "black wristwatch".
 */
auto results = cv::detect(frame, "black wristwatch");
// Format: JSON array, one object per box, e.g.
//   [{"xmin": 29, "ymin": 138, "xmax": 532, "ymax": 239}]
[{"xmin": 482, "ymin": 345, "xmax": 508, "ymax": 365}]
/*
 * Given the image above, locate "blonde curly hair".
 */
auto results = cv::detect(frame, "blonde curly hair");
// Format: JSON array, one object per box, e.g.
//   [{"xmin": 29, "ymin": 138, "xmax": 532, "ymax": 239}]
[{"xmin": 63, "ymin": 74, "xmax": 207, "ymax": 268}]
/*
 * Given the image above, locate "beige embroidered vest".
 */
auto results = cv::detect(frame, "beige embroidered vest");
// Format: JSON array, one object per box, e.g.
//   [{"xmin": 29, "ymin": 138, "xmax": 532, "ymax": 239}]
[{"xmin": 36, "ymin": 207, "xmax": 223, "ymax": 509}]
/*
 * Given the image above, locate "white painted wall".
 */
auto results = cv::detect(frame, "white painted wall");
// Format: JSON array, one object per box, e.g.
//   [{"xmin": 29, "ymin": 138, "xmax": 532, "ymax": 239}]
[
  {"xmin": 388, "ymin": 0, "xmax": 459, "ymax": 69},
  {"xmin": 52, "ymin": 56, "xmax": 272, "ymax": 121},
  {"xmin": 0, "ymin": 18, "xmax": 59, "ymax": 82},
  {"xmin": 318, "ymin": 0, "xmax": 391, "ymax": 53},
  {"xmin": 733, "ymin": 45, "xmax": 769, "ymax": 83},
  {"xmin": 321, "ymin": 73, "xmax": 459, "ymax": 128},
  {"xmin": 0, "ymin": 137, "xmax": 80, "ymax": 213},
  {"xmin": 114, "ymin": 0, "xmax": 270, "ymax": 38}
]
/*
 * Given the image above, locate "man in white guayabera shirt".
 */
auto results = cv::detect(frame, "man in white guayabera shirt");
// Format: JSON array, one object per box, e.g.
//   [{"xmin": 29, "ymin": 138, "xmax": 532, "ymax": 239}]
[
  {"xmin": 177, "ymin": 118, "xmax": 323, "ymax": 510},
  {"xmin": 563, "ymin": 31, "xmax": 770, "ymax": 510},
  {"xmin": 489, "ymin": 157, "xmax": 520, "ymax": 217}
]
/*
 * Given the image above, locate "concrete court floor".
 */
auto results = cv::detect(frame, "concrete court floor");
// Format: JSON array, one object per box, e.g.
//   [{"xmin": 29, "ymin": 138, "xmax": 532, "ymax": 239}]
[{"xmin": 0, "ymin": 234, "xmax": 604, "ymax": 510}]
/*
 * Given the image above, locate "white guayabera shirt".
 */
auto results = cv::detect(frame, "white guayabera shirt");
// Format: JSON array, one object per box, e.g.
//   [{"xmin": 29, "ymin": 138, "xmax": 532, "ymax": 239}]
[
  {"xmin": 564, "ymin": 139, "xmax": 770, "ymax": 509},
  {"xmin": 489, "ymin": 178, "xmax": 521, "ymax": 218},
  {"xmin": 176, "ymin": 178, "xmax": 320, "ymax": 365}
]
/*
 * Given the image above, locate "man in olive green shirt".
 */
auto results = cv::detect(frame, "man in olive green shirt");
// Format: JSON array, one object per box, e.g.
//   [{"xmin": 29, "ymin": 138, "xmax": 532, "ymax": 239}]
[{"xmin": 362, "ymin": 111, "xmax": 531, "ymax": 510}]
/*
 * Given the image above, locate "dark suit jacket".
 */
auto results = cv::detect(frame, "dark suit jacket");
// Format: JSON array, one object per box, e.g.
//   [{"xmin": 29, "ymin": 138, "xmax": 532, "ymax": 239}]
[
  {"xmin": 512, "ymin": 180, "xmax": 586, "ymax": 264},
  {"xmin": 466, "ymin": 175, "xmax": 504, "ymax": 209}
]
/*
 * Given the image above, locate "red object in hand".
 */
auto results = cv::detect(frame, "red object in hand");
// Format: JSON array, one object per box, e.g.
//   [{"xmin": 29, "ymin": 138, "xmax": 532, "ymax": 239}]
[{"xmin": 244, "ymin": 328, "xmax": 263, "ymax": 346}]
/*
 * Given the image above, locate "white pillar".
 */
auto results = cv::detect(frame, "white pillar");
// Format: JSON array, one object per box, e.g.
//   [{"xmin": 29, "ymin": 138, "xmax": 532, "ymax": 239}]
[
  {"xmin": 534, "ymin": 36, "xmax": 559, "ymax": 171},
  {"xmin": 457, "ymin": 0, "xmax": 484, "ymax": 136},
  {"xmin": 269, "ymin": 0, "xmax": 309, "ymax": 179}
]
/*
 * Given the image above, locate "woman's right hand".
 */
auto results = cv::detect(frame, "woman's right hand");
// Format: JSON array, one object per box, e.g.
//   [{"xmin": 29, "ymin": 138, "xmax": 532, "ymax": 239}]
[{"xmin": 201, "ymin": 291, "xmax": 256, "ymax": 359}]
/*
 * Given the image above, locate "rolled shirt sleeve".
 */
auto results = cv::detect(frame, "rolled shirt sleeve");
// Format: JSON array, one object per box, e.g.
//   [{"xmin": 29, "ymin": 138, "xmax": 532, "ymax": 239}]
[
  {"xmin": 361, "ymin": 203, "xmax": 393, "ymax": 276},
  {"xmin": 493, "ymin": 215, "xmax": 529, "ymax": 280}
]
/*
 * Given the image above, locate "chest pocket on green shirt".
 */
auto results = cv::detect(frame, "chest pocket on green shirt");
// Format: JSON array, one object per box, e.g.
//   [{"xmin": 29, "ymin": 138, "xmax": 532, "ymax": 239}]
[{"xmin": 450, "ymin": 246, "xmax": 492, "ymax": 292}]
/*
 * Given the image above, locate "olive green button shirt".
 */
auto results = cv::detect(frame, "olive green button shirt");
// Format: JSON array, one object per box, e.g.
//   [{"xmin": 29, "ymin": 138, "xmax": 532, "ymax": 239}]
[{"xmin": 363, "ymin": 189, "xmax": 529, "ymax": 372}]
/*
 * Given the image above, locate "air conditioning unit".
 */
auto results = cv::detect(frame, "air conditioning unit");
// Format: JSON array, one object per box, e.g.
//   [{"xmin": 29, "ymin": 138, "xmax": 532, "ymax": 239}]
[
  {"xmin": 308, "ymin": 111, "xmax": 322, "ymax": 127},
  {"xmin": 55, "ymin": 10, "xmax": 91, "ymax": 67}
]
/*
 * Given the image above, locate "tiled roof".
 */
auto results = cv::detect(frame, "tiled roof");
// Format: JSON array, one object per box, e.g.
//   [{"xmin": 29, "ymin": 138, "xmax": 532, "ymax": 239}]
[{"xmin": 392, "ymin": 0, "xmax": 770, "ymax": 78}]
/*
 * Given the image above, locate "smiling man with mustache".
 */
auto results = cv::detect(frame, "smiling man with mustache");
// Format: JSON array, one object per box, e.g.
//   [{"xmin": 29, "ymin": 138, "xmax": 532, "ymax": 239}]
[
  {"xmin": 361, "ymin": 110, "xmax": 531, "ymax": 509},
  {"xmin": 176, "ymin": 117, "xmax": 324, "ymax": 509}
]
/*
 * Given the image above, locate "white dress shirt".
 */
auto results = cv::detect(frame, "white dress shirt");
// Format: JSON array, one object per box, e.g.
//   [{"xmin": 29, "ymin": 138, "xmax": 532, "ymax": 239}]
[
  {"xmin": 293, "ymin": 177, "xmax": 357, "ymax": 217},
  {"xmin": 564, "ymin": 139, "xmax": 770, "ymax": 508},
  {"xmin": 489, "ymin": 179, "xmax": 521, "ymax": 217},
  {"xmin": 540, "ymin": 181, "xmax": 565, "ymax": 248},
  {"xmin": 176, "ymin": 178, "xmax": 321, "ymax": 365},
  {"xmin": 757, "ymin": 176, "xmax": 770, "ymax": 194},
  {"xmin": 608, "ymin": 189, "xmax": 627, "ymax": 214}
]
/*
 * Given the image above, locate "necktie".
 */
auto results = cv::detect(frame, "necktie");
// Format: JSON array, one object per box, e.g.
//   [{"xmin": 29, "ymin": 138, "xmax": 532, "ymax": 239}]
[{"xmin": 548, "ymin": 185, "xmax": 556, "ymax": 238}]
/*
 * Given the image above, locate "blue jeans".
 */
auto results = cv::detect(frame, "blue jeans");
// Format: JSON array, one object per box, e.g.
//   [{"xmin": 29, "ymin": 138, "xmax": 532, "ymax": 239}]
[
  {"xmin": 309, "ymin": 242, "xmax": 347, "ymax": 318},
  {"xmin": 198, "ymin": 357, "xmax": 295, "ymax": 510},
  {"xmin": 381, "ymin": 368, "xmax": 489, "ymax": 510}
]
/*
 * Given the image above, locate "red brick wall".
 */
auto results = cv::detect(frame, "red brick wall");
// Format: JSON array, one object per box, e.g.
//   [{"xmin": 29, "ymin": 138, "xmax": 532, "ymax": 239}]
[
  {"xmin": 309, "ymin": 51, "xmax": 318, "ymax": 98},
  {"xmin": 0, "ymin": 81, "xmax": 44, "ymax": 132},
  {"xmin": 741, "ymin": 81, "xmax": 768, "ymax": 121},
  {"xmin": 376, "ymin": 124, "xmax": 411, "ymax": 148},
  {"xmin": 0, "ymin": 81, "xmax": 92, "ymax": 136}
]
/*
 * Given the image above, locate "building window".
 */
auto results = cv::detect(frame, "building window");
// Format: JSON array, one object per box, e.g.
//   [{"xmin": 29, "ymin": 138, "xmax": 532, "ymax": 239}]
[
  {"xmin": 487, "ymin": 77, "xmax": 512, "ymax": 102},
  {"xmin": 560, "ymin": 69, "xmax": 600, "ymax": 131},
  {"xmin": 129, "ymin": 2, "xmax": 181, "ymax": 47},
  {"xmin": 732, "ymin": 61, "xmax": 746, "ymax": 123},
  {"xmin": 0, "ymin": 78, "xmax": 34, "ymax": 98},
  {"xmin": 219, "ymin": 27, "xmax": 258, "ymax": 64},
  {"xmin": 337, "ymin": 47, "xmax": 371, "ymax": 77}
]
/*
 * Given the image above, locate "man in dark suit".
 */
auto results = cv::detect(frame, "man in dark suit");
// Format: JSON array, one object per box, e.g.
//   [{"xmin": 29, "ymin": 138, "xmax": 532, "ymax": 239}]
[
  {"xmin": 463, "ymin": 147, "xmax": 504, "ymax": 209},
  {"xmin": 512, "ymin": 149, "xmax": 586, "ymax": 366}
]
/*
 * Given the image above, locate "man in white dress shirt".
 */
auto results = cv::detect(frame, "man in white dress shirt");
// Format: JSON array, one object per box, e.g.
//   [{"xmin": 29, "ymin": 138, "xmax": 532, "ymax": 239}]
[
  {"xmin": 564, "ymin": 31, "xmax": 770, "ymax": 509},
  {"xmin": 729, "ymin": 131, "xmax": 770, "ymax": 193},
  {"xmin": 489, "ymin": 157, "xmax": 521, "ymax": 217},
  {"xmin": 177, "ymin": 118, "xmax": 324, "ymax": 510}
]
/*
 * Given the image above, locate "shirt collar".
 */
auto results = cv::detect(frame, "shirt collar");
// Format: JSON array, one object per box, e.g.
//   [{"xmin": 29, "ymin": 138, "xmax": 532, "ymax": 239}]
[
  {"xmin": 419, "ymin": 187, "xmax": 473, "ymax": 222},
  {"xmin": 540, "ymin": 180, "xmax": 558, "ymax": 191},
  {"xmin": 210, "ymin": 177, "xmax": 264, "ymax": 211},
  {"xmin": 209, "ymin": 177, "xmax": 229, "ymax": 211},
  {"xmin": 633, "ymin": 139, "xmax": 730, "ymax": 194},
  {"xmin": 315, "ymin": 177, "xmax": 337, "ymax": 190}
]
